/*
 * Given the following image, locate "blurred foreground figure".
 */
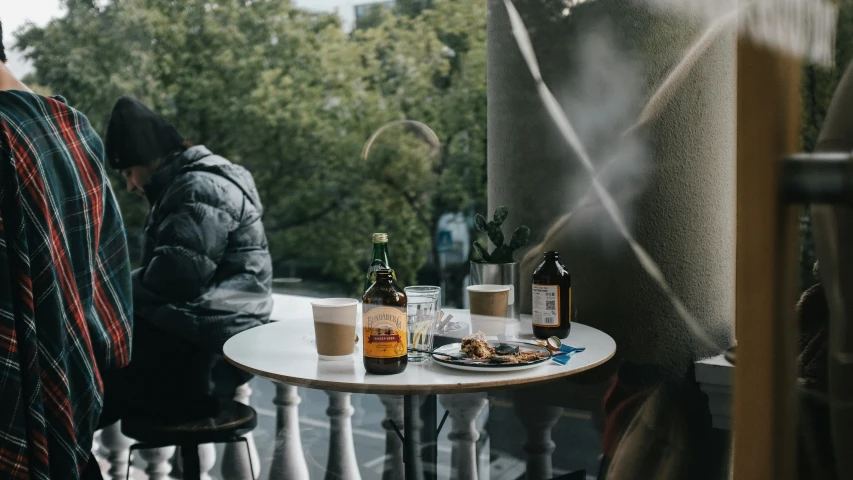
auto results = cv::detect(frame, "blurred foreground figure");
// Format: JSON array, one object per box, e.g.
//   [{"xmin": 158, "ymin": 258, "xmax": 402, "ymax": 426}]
[
  {"xmin": 0, "ymin": 21, "xmax": 133, "ymax": 480},
  {"xmin": 100, "ymin": 96, "xmax": 272, "ymax": 425},
  {"xmin": 795, "ymin": 60, "xmax": 853, "ymax": 480}
]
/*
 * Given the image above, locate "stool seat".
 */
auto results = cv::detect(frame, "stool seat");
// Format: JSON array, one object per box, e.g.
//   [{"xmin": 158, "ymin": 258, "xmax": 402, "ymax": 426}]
[{"xmin": 122, "ymin": 399, "xmax": 257, "ymax": 446}]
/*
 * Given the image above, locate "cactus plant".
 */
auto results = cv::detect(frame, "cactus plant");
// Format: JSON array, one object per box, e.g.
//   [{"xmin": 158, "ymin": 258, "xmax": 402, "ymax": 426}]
[{"xmin": 472, "ymin": 205, "xmax": 530, "ymax": 264}]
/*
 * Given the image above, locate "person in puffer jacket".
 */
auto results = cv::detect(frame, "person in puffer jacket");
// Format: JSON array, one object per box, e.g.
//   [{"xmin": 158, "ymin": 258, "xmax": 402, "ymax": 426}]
[{"xmin": 99, "ymin": 96, "xmax": 273, "ymax": 423}]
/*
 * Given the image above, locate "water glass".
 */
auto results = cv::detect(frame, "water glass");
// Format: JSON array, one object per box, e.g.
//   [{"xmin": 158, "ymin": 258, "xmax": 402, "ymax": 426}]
[{"xmin": 405, "ymin": 286, "xmax": 441, "ymax": 362}]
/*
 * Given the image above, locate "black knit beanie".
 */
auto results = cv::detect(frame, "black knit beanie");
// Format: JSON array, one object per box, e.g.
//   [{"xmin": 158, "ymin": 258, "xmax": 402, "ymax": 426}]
[{"xmin": 104, "ymin": 96, "xmax": 184, "ymax": 170}]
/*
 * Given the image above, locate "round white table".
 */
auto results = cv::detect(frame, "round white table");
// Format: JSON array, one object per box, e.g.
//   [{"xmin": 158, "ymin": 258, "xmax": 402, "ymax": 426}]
[{"xmin": 224, "ymin": 309, "xmax": 616, "ymax": 480}]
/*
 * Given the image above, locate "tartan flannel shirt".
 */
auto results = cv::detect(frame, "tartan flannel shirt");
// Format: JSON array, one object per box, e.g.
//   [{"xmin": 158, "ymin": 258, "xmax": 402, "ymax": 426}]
[{"xmin": 0, "ymin": 91, "xmax": 133, "ymax": 479}]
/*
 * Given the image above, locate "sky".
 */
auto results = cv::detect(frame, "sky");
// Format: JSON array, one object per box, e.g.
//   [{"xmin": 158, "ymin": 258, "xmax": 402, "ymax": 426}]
[{"xmin": 2, "ymin": 0, "xmax": 361, "ymax": 77}]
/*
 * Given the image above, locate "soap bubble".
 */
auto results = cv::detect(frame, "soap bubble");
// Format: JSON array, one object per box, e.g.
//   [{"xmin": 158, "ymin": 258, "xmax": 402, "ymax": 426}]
[{"xmin": 361, "ymin": 120, "xmax": 442, "ymax": 188}]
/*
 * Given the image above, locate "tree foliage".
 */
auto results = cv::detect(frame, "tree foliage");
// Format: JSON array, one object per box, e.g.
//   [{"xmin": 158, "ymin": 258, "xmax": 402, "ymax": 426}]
[{"xmin": 16, "ymin": 0, "xmax": 487, "ymax": 296}]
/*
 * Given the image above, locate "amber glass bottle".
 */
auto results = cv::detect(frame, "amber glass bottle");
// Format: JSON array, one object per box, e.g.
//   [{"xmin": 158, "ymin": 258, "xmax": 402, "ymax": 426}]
[
  {"xmin": 363, "ymin": 269, "xmax": 408, "ymax": 374},
  {"xmin": 532, "ymin": 251, "xmax": 572, "ymax": 339}
]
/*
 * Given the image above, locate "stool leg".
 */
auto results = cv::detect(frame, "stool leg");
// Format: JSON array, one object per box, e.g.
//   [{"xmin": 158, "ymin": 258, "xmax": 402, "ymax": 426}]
[
  {"xmin": 126, "ymin": 444, "xmax": 139, "ymax": 480},
  {"xmin": 182, "ymin": 443, "xmax": 202, "ymax": 480},
  {"xmin": 240, "ymin": 437, "xmax": 256, "ymax": 480},
  {"xmin": 221, "ymin": 438, "xmax": 257, "ymax": 480}
]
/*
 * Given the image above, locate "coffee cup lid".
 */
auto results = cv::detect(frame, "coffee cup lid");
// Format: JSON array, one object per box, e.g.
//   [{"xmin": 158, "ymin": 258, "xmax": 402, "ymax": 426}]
[
  {"xmin": 467, "ymin": 284, "xmax": 511, "ymax": 293},
  {"xmin": 310, "ymin": 298, "xmax": 359, "ymax": 308}
]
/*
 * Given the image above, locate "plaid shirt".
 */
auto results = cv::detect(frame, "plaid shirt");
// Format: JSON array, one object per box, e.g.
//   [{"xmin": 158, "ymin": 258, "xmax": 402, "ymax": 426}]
[{"xmin": 0, "ymin": 91, "xmax": 132, "ymax": 479}]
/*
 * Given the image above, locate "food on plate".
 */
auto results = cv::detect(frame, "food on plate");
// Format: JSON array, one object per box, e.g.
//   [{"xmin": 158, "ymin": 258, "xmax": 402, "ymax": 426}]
[{"xmin": 459, "ymin": 332, "xmax": 549, "ymax": 364}]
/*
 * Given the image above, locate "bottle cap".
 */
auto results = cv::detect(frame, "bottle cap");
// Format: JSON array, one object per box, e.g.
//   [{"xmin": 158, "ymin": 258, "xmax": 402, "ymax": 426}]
[{"xmin": 373, "ymin": 233, "xmax": 389, "ymax": 243}]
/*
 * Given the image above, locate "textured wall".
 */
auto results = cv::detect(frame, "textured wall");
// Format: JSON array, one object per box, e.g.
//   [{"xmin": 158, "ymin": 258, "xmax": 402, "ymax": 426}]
[{"xmin": 487, "ymin": 0, "xmax": 735, "ymax": 368}]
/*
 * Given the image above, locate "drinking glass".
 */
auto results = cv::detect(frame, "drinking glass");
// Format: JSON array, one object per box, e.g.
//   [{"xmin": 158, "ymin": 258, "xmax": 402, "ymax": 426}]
[{"xmin": 405, "ymin": 286, "xmax": 441, "ymax": 362}]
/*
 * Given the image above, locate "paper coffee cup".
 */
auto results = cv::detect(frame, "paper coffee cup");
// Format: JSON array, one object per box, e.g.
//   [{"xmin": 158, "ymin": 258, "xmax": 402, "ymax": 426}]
[
  {"xmin": 310, "ymin": 298, "xmax": 358, "ymax": 360},
  {"xmin": 467, "ymin": 285, "xmax": 510, "ymax": 336}
]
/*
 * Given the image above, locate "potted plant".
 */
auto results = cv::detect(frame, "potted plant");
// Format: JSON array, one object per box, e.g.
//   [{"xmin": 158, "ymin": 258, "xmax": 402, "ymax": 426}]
[{"xmin": 471, "ymin": 206, "xmax": 531, "ymax": 319}]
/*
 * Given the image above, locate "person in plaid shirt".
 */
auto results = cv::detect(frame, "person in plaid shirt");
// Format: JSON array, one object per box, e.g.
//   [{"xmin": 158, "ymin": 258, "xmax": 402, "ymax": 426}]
[{"xmin": 0, "ymin": 22, "xmax": 133, "ymax": 480}]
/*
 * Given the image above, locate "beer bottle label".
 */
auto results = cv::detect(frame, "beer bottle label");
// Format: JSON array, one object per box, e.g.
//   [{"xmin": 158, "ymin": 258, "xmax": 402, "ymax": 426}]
[
  {"xmin": 363, "ymin": 306, "xmax": 407, "ymax": 359},
  {"xmin": 533, "ymin": 284, "xmax": 567, "ymax": 327}
]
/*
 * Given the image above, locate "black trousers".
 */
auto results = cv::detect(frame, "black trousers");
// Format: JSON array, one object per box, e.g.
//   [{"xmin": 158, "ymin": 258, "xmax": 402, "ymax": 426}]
[
  {"xmin": 99, "ymin": 317, "xmax": 217, "ymax": 429},
  {"xmin": 81, "ymin": 452, "xmax": 104, "ymax": 480}
]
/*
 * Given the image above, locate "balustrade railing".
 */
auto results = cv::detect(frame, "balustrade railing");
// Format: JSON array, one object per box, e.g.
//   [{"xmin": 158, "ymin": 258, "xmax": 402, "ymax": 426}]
[{"xmin": 95, "ymin": 384, "xmax": 564, "ymax": 480}]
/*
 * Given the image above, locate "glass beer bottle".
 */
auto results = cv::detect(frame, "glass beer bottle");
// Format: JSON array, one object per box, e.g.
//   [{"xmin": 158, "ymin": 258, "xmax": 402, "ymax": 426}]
[
  {"xmin": 363, "ymin": 269, "xmax": 408, "ymax": 374},
  {"xmin": 364, "ymin": 233, "xmax": 396, "ymax": 292},
  {"xmin": 532, "ymin": 251, "xmax": 572, "ymax": 339}
]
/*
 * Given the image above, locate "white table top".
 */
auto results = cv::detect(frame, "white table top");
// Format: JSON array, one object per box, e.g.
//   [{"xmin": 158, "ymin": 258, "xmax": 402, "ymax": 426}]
[{"xmin": 224, "ymin": 305, "xmax": 617, "ymax": 395}]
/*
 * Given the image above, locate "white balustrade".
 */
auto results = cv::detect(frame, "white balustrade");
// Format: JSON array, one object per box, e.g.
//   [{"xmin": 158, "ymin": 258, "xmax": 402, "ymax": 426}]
[
  {"xmin": 222, "ymin": 383, "xmax": 262, "ymax": 479},
  {"xmin": 379, "ymin": 395, "xmax": 405, "ymax": 480},
  {"xmin": 138, "ymin": 446, "xmax": 176, "ymax": 480},
  {"xmin": 325, "ymin": 391, "xmax": 362, "ymax": 480},
  {"xmin": 439, "ymin": 393, "xmax": 488, "ymax": 480},
  {"xmin": 200, "ymin": 443, "xmax": 217, "ymax": 480},
  {"xmin": 513, "ymin": 396, "xmax": 563, "ymax": 480},
  {"xmin": 476, "ymin": 406, "xmax": 490, "ymax": 480},
  {"xmin": 99, "ymin": 421, "xmax": 134, "ymax": 480},
  {"xmin": 171, "ymin": 447, "xmax": 183, "ymax": 479},
  {"xmin": 172, "ymin": 444, "xmax": 216, "ymax": 480},
  {"xmin": 269, "ymin": 384, "xmax": 310, "ymax": 479}
]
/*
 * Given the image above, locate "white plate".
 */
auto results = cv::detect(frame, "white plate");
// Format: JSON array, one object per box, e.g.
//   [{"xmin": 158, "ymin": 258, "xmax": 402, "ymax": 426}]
[{"xmin": 431, "ymin": 341, "xmax": 552, "ymax": 372}]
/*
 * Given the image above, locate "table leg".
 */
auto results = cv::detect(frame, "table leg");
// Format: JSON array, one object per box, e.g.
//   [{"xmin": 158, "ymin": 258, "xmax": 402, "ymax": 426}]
[
  {"xmin": 325, "ymin": 391, "xmax": 362, "ymax": 480},
  {"xmin": 269, "ymin": 384, "xmax": 309, "ymax": 480},
  {"xmin": 421, "ymin": 395, "xmax": 438, "ymax": 480},
  {"xmin": 379, "ymin": 395, "xmax": 404, "ymax": 480},
  {"xmin": 439, "ymin": 393, "xmax": 488, "ymax": 480},
  {"xmin": 402, "ymin": 395, "xmax": 425, "ymax": 480}
]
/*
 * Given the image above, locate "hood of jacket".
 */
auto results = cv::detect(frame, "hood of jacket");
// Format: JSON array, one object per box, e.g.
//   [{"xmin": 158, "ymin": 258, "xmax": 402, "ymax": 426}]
[{"xmin": 144, "ymin": 145, "xmax": 262, "ymax": 213}]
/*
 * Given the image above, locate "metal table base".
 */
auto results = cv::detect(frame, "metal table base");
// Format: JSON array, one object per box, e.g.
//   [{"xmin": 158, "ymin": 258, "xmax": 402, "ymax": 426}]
[{"xmin": 391, "ymin": 394, "xmax": 448, "ymax": 480}]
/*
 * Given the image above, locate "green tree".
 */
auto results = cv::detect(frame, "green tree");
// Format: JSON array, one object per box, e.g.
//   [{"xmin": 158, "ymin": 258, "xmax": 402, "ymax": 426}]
[{"xmin": 16, "ymin": 0, "xmax": 487, "ymax": 299}]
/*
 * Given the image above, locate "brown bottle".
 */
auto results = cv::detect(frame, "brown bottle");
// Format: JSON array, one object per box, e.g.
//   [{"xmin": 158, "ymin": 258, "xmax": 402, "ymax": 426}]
[
  {"xmin": 532, "ymin": 251, "xmax": 572, "ymax": 339},
  {"xmin": 363, "ymin": 269, "xmax": 408, "ymax": 374}
]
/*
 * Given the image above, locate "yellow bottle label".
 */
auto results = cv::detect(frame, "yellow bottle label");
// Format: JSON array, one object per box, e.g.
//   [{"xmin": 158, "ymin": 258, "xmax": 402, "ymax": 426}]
[{"xmin": 363, "ymin": 306, "xmax": 407, "ymax": 359}]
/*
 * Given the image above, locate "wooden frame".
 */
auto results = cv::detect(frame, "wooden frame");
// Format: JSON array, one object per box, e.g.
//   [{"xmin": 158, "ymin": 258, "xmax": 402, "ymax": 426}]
[{"xmin": 733, "ymin": 36, "xmax": 802, "ymax": 480}]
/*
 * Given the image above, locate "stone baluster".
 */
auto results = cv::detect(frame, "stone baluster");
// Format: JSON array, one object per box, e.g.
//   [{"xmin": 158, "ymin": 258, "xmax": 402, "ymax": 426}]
[
  {"xmin": 200, "ymin": 444, "xmax": 217, "ymax": 480},
  {"xmin": 138, "ymin": 446, "xmax": 176, "ymax": 480},
  {"xmin": 439, "ymin": 393, "xmax": 489, "ymax": 480},
  {"xmin": 513, "ymin": 394, "xmax": 563, "ymax": 480},
  {"xmin": 378, "ymin": 395, "xmax": 404, "ymax": 480},
  {"xmin": 476, "ymin": 405, "xmax": 491, "ymax": 480},
  {"xmin": 171, "ymin": 447, "xmax": 182, "ymax": 479},
  {"xmin": 268, "ymin": 384, "xmax": 310, "ymax": 480},
  {"xmin": 325, "ymin": 391, "xmax": 362, "ymax": 480},
  {"xmin": 99, "ymin": 422, "xmax": 134, "ymax": 480},
  {"xmin": 173, "ymin": 444, "xmax": 216, "ymax": 480},
  {"xmin": 222, "ymin": 383, "xmax": 262, "ymax": 479}
]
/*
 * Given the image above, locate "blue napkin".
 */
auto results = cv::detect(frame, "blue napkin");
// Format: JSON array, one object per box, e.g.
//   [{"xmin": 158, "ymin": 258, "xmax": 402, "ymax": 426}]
[{"xmin": 552, "ymin": 345, "xmax": 585, "ymax": 365}]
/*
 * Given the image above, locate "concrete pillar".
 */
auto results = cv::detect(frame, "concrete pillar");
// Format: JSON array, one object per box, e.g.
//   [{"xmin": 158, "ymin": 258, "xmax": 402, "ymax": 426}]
[{"xmin": 487, "ymin": 0, "xmax": 735, "ymax": 367}]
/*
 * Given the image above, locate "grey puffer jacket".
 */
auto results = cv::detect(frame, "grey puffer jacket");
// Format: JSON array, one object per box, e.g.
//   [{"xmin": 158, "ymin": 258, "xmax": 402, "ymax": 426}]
[{"xmin": 132, "ymin": 145, "xmax": 273, "ymax": 388}]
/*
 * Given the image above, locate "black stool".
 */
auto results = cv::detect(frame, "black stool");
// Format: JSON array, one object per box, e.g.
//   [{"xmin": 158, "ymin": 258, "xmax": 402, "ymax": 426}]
[{"xmin": 121, "ymin": 400, "xmax": 258, "ymax": 479}]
